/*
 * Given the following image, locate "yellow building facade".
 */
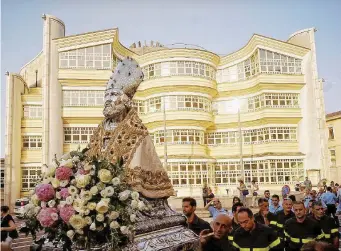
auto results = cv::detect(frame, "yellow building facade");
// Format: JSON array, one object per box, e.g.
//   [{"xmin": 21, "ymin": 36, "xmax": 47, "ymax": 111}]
[
  {"xmin": 326, "ymin": 111, "xmax": 341, "ymax": 181},
  {"xmin": 4, "ymin": 14, "xmax": 331, "ymax": 205}
]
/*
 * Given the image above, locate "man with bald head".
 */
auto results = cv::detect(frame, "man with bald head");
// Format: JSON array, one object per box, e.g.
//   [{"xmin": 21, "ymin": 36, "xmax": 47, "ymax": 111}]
[{"xmin": 199, "ymin": 214, "xmax": 233, "ymax": 251}]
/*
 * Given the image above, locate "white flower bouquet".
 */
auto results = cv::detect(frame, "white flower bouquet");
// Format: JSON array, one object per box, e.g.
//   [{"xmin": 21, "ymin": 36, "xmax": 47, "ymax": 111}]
[{"xmin": 20, "ymin": 149, "xmax": 146, "ymax": 250}]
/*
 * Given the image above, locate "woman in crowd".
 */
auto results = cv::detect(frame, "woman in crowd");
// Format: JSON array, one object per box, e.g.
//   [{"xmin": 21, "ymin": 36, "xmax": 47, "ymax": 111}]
[
  {"xmin": 1, "ymin": 205, "xmax": 18, "ymax": 250},
  {"xmin": 237, "ymin": 179, "xmax": 248, "ymax": 206}
]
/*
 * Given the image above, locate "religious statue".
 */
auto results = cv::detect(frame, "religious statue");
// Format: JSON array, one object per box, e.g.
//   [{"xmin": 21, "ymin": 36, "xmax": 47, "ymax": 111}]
[{"xmin": 86, "ymin": 57, "xmax": 174, "ymax": 199}]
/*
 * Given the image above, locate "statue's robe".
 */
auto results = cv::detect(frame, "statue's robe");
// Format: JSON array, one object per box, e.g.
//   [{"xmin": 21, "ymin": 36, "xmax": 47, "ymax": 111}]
[{"xmin": 86, "ymin": 109, "xmax": 174, "ymax": 198}]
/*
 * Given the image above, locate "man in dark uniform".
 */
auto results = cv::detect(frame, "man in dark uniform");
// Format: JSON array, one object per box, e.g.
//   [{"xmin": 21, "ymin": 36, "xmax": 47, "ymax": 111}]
[
  {"xmin": 232, "ymin": 207, "xmax": 282, "ymax": 251},
  {"xmin": 182, "ymin": 197, "xmax": 211, "ymax": 235},
  {"xmin": 254, "ymin": 198, "xmax": 277, "ymax": 230},
  {"xmin": 284, "ymin": 201, "xmax": 323, "ymax": 251},
  {"xmin": 231, "ymin": 202, "xmax": 243, "ymax": 233},
  {"xmin": 273, "ymin": 198, "xmax": 295, "ymax": 239},
  {"xmin": 310, "ymin": 201, "xmax": 339, "ymax": 249},
  {"xmin": 199, "ymin": 214, "xmax": 233, "ymax": 251}
]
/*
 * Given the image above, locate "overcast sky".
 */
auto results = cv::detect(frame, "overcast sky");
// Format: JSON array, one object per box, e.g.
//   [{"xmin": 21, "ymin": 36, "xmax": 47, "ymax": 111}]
[{"xmin": 1, "ymin": 0, "xmax": 341, "ymax": 157}]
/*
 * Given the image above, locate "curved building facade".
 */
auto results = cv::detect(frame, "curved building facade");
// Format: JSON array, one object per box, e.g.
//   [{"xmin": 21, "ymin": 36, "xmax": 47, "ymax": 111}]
[{"xmin": 4, "ymin": 15, "xmax": 330, "ymax": 205}]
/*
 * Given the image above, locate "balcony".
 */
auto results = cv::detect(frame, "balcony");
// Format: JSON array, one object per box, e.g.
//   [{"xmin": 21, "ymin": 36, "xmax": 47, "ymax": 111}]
[
  {"xmin": 62, "ymin": 107, "xmax": 103, "ymax": 118},
  {"xmin": 140, "ymin": 110, "xmax": 214, "ymax": 128},
  {"xmin": 154, "ymin": 144, "xmax": 208, "ymax": 158},
  {"xmin": 208, "ymin": 141, "xmax": 300, "ymax": 158},
  {"xmin": 21, "ymin": 149, "xmax": 42, "ymax": 163}
]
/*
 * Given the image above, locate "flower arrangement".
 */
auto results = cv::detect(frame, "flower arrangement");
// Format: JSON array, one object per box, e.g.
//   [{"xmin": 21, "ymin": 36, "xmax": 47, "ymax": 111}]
[{"xmin": 20, "ymin": 149, "xmax": 147, "ymax": 250}]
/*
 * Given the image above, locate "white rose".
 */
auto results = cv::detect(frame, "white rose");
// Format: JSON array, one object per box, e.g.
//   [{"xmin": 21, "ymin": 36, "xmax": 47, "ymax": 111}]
[
  {"xmin": 87, "ymin": 202, "xmax": 97, "ymax": 211},
  {"xmin": 75, "ymin": 175, "xmax": 91, "ymax": 188},
  {"xmin": 55, "ymin": 192, "xmax": 61, "ymax": 200},
  {"xmin": 120, "ymin": 226, "xmax": 129, "ymax": 235},
  {"xmin": 72, "ymin": 156, "xmax": 80, "ymax": 162},
  {"xmin": 66, "ymin": 230, "xmax": 75, "ymax": 239},
  {"xmin": 60, "ymin": 158, "xmax": 73, "ymax": 168},
  {"xmin": 96, "ymin": 200, "xmax": 109, "ymax": 214},
  {"xmin": 90, "ymin": 186, "xmax": 98, "ymax": 195},
  {"xmin": 131, "ymin": 200, "xmax": 138, "ymax": 209},
  {"xmin": 51, "ymin": 213, "xmax": 59, "ymax": 221},
  {"xmin": 98, "ymin": 169, "xmax": 113, "ymax": 183},
  {"xmin": 105, "ymin": 186, "xmax": 115, "ymax": 197},
  {"xmin": 60, "ymin": 180, "xmax": 69, "ymax": 187},
  {"xmin": 34, "ymin": 206, "xmax": 41, "ymax": 215},
  {"xmin": 84, "ymin": 209, "xmax": 90, "ymax": 215},
  {"xmin": 41, "ymin": 201, "xmax": 46, "ymax": 208},
  {"xmin": 68, "ymin": 186, "xmax": 78, "ymax": 195},
  {"xmin": 69, "ymin": 215, "xmax": 86, "ymax": 230},
  {"xmin": 66, "ymin": 196, "xmax": 74, "ymax": 205},
  {"xmin": 96, "ymin": 214, "xmax": 104, "ymax": 222},
  {"xmin": 61, "ymin": 153, "xmax": 71, "ymax": 160},
  {"xmin": 80, "ymin": 190, "xmax": 92, "ymax": 201},
  {"xmin": 131, "ymin": 191, "xmax": 139, "ymax": 200},
  {"xmin": 59, "ymin": 201, "xmax": 66, "ymax": 207},
  {"xmin": 138, "ymin": 201, "xmax": 146, "ymax": 211},
  {"xmin": 109, "ymin": 221, "xmax": 120, "ymax": 229},
  {"xmin": 108, "ymin": 211, "xmax": 119, "ymax": 220},
  {"xmin": 48, "ymin": 200, "xmax": 56, "ymax": 208},
  {"xmin": 130, "ymin": 214, "xmax": 136, "ymax": 222},
  {"xmin": 85, "ymin": 216, "xmax": 92, "ymax": 225},
  {"xmin": 46, "ymin": 165, "xmax": 56, "ymax": 177},
  {"xmin": 42, "ymin": 177, "xmax": 52, "ymax": 184},
  {"xmin": 100, "ymin": 189, "xmax": 108, "ymax": 198},
  {"xmin": 31, "ymin": 194, "xmax": 39, "ymax": 206},
  {"xmin": 111, "ymin": 177, "xmax": 120, "ymax": 186},
  {"xmin": 90, "ymin": 222, "xmax": 96, "ymax": 231},
  {"xmin": 83, "ymin": 163, "xmax": 93, "ymax": 171},
  {"xmin": 119, "ymin": 190, "xmax": 131, "ymax": 201},
  {"xmin": 97, "ymin": 182, "xmax": 106, "ymax": 191}
]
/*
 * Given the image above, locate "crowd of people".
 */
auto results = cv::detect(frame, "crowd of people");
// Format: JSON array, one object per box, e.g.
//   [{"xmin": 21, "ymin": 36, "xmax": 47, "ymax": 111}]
[{"xmin": 184, "ymin": 179, "xmax": 341, "ymax": 251}]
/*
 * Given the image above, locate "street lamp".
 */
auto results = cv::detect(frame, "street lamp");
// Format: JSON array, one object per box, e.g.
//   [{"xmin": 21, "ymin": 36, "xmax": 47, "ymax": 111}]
[{"xmin": 232, "ymin": 99, "xmax": 244, "ymax": 180}]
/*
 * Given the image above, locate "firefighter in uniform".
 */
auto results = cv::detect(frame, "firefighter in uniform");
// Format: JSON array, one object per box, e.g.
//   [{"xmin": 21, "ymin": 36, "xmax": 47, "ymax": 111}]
[
  {"xmin": 284, "ymin": 201, "xmax": 323, "ymax": 251},
  {"xmin": 273, "ymin": 198, "xmax": 295, "ymax": 239},
  {"xmin": 254, "ymin": 198, "xmax": 278, "ymax": 230},
  {"xmin": 310, "ymin": 201, "xmax": 339, "ymax": 249},
  {"xmin": 232, "ymin": 207, "xmax": 282, "ymax": 251}
]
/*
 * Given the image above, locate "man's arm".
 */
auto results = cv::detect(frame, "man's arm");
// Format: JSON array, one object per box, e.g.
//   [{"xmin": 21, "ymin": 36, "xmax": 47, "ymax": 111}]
[
  {"xmin": 204, "ymin": 201, "xmax": 213, "ymax": 210},
  {"xmin": 268, "ymin": 228, "xmax": 283, "ymax": 251}
]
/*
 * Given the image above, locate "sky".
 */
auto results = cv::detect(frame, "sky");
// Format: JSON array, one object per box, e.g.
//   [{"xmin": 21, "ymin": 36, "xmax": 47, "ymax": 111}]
[{"xmin": 1, "ymin": 0, "xmax": 341, "ymax": 157}]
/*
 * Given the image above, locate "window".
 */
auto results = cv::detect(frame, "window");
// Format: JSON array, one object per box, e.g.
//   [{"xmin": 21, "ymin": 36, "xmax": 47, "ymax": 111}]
[
  {"xmin": 206, "ymin": 127, "xmax": 297, "ymax": 145},
  {"xmin": 64, "ymin": 127, "xmax": 96, "ymax": 143},
  {"xmin": 247, "ymin": 93, "xmax": 299, "ymax": 112},
  {"xmin": 22, "ymin": 136, "xmax": 42, "ymax": 149},
  {"xmin": 330, "ymin": 149, "xmax": 336, "ymax": 157},
  {"xmin": 132, "ymin": 100, "xmax": 146, "ymax": 114},
  {"xmin": 148, "ymin": 97, "xmax": 162, "ymax": 113},
  {"xmin": 167, "ymin": 162, "xmax": 209, "ymax": 186},
  {"xmin": 21, "ymin": 166, "xmax": 42, "ymax": 191},
  {"xmin": 23, "ymin": 106, "xmax": 42, "ymax": 118},
  {"xmin": 330, "ymin": 149, "xmax": 336, "ymax": 167},
  {"xmin": 328, "ymin": 127, "xmax": 334, "ymax": 140},
  {"xmin": 142, "ymin": 61, "xmax": 216, "ymax": 80},
  {"xmin": 152, "ymin": 129, "xmax": 205, "ymax": 145},
  {"xmin": 63, "ymin": 90, "xmax": 104, "ymax": 106},
  {"xmin": 59, "ymin": 44, "xmax": 112, "ymax": 69},
  {"xmin": 215, "ymin": 159, "xmax": 303, "ymax": 185}
]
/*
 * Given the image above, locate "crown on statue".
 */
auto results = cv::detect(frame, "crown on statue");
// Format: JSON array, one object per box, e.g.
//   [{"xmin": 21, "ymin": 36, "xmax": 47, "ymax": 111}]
[{"xmin": 105, "ymin": 57, "xmax": 144, "ymax": 99}]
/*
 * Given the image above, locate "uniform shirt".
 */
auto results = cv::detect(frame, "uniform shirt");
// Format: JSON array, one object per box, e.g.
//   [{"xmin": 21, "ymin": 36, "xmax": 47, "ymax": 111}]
[
  {"xmin": 270, "ymin": 204, "xmax": 283, "ymax": 214},
  {"xmin": 201, "ymin": 235, "xmax": 232, "ymax": 251},
  {"xmin": 321, "ymin": 191, "xmax": 337, "ymax": 205},
  {"xmin": 187, "ymin": 214, "xmax": 211, "ymax": 235},
  {"xmin": 284, "ymin": 217, "xmax": 323, "ymax": 251},
  {"xmin": 254, "ymin": 211, "xmax": 278, "ymax": 230},
  {"xmin": 232, "ymin": 222, "xmax": 282, "ymax": 251},
  {"xmin": 303, "ymin": 195, "xmax": 312, "ymax": 208},
  {"xmin": 273, "ymin": 210, "xmax": 295, "ymax": 238},
  {"xmin": 309, "ymin": 215, "xmax": 339, "ymax": 244},
  {"xmin": 208, "ymin": 206, "xmax": 228, "ymax": 220}
]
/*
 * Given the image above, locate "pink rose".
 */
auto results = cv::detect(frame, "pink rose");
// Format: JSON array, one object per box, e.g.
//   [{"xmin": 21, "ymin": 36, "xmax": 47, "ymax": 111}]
[
  {"xmin": 59, "ymin": 188, "xmax": 70, "ymax": 199},
  {"xmin": 35, "ymin": 184, "xmax": 55, "ymax": 202},
  {"xmin": 59, "ymin": 205, "xmax": 75, "ymax": 223},
  {"xmin": 55, "ymin": 167, "xmax": 73, "ymax": 181},
  {"xmin": 37, "ymin": 207, "xmax": 58, "ymax": 227}
]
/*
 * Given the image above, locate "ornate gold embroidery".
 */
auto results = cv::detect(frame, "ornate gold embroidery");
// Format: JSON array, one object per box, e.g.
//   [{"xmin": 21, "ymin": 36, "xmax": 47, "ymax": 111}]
[
  {"xmin": 124, "ymin": 166, "xmax": 174, "ymax": 198},
  {"xmin": 86, "ymin": 109, "xmax": 148, "ymax": 164}
]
